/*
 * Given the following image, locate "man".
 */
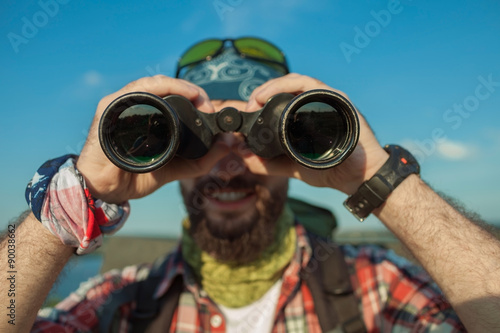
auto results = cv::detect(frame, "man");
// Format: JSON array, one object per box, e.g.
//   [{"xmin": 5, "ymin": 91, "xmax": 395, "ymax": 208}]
[{"xmin": 1, "ymin": 37, "xmax": 499, "ymax": 332}]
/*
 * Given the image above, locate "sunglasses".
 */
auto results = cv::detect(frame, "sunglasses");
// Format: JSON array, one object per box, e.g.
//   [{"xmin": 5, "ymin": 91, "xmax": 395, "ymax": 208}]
[{"xmin": 175, "ymin": 37, "xmax": 290, "ymax": 77}]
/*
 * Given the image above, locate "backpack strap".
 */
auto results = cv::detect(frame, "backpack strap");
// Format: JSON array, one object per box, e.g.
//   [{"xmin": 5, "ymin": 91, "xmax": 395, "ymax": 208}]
[
  {"xmin": 99, "ymin": 255, "xmax": 184, "ymax": 333},
  {"xmin": 287, "ymin": 197, "xmax": 337, "ymax": 239},
  {"xmin": 302, "ymin": 234, "xmax": 366, "ymax": 333},
  {"xmin": 98, "ymin": 265, "xmax": 147, "ymax": 333},
  {"xmin": 128, "ymin": 274, "xmax": 183, "ymax": 333}
]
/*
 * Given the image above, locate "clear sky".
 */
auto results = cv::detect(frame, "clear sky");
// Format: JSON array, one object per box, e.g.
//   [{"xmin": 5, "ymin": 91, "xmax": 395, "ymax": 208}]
[{"xmin": 1, "ymin": 0, "xmax": 499, "ymax": 238}]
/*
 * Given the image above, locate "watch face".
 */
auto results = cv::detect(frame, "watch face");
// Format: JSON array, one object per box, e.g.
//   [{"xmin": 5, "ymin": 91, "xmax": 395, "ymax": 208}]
[{"xmin": 384, "ymin": 145, "xmax": 420, "ymax": 180}]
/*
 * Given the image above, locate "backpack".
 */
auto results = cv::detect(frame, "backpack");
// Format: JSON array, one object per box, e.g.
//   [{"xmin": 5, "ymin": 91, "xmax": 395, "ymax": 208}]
[{"xmin": 99, "ymin": 198, "xmax": 366, "ymax": 333}]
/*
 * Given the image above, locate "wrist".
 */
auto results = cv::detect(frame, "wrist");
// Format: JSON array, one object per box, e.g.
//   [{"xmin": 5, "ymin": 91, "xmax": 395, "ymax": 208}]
[
  {"xmin": 344, "ymin": 145, "xmax": 420, "ymax": 221},
  {"xmin": 75, "ymin": 157, "xmax": 114, "ymax": 202},
  {"xmin": 359, "ymin": 147, "xmax": 390, "ymax": 186},
  {"xmin": 76, "ymin": 157, "xmax": 131, "ymax": 204},
  {"xmin": 343, "ymin": 148, "xmax": 389, "ymax": 196}
]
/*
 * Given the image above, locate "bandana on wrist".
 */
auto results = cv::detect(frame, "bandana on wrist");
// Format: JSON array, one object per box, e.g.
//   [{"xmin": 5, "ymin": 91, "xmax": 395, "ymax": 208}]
[
  {"xmin": 181, "ymin": 205, "xmax": 296, "ymax": 308},
  {"xmin": 25, "ymin": 155, "xmax": 129, "ymax": 255}
]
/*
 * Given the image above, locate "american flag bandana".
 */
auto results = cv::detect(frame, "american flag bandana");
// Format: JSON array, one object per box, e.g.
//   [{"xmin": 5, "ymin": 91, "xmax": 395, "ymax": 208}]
[{"xmin": 25, "ymin": 155, "xmax": 129, "ymax": 255}]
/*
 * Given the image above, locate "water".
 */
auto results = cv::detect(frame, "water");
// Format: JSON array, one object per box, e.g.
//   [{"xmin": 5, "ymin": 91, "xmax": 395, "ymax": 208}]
[{"xmin": 45, "ymin": 254, "xmax": 103, "ymax": 305}]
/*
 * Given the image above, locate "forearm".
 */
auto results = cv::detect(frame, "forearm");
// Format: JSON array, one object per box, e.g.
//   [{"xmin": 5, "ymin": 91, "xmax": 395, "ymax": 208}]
[
  {"xmin": 375, "ymin": 174, "xmax": 500, "ymax": 331},
  {"xmin": 0, "ymin": 213, "xmax": 73, "ymax": 332}
]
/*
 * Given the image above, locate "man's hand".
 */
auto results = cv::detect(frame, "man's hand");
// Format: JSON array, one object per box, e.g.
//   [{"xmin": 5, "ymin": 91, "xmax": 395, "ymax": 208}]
[
  {"xmin": 243, "ymin": 73, "xmax": 389, "ymax": 194},
  {"xmin": 76, "ymin": 75, "xmax": 229, "ymax": 204}
]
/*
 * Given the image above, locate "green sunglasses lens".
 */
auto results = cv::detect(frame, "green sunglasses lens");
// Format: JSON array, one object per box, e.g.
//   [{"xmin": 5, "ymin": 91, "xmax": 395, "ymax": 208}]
[
  {"xmin": 179, "ymin": 40, "xmax": 223, "ymax": 68},
  {"xmin": 234, "ymin": 38, "xmax": 285, "ymax": 63}
]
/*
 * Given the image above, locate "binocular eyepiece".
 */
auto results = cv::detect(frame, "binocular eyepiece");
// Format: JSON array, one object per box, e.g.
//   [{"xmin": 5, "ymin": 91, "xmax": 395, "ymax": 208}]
[{"xmin": 99, "ymin": 89, "xmax": 360, "ymax": 173}]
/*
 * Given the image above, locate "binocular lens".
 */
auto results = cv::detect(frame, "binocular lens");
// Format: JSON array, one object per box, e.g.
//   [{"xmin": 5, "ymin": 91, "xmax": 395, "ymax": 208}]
[
  {"xmin": 99, "ymin": 92, "xmax": 180, "ymax": 173},
  {"xmin": 109, "ymin": 104, "xmax": 171, "ymax": 164},
  {"xmin": 281, "ymin": 90, "xmax": 358, "ymax": 169},
  {"xmin": 287, "ymin": 101, "xmax": 345, "ymax": 162}
]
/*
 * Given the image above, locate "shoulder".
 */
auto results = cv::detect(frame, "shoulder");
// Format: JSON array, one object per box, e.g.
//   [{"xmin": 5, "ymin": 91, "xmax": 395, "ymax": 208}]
[
  {"xmin": 339, "ymin": 243, "xmax": 438, "ymax": 297},
  {"xmin": 340, "ymin": 243, "xmax": 424, "ymax": 276},
  {"xmin": 339, "ymin": 244, "xmax": 465, "ymax": 331}
]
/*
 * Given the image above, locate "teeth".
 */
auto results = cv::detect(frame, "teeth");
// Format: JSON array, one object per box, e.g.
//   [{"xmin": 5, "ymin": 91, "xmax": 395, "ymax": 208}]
[{"xmin": 211, "ymin": 191, "xmax": 247, "ymax": 202}]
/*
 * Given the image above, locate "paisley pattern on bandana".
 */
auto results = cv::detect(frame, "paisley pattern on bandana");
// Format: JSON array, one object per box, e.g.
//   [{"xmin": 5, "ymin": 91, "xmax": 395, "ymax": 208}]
[{"xmin": 182, "ymin": 48, "xmax": 284, "ymax": 101}]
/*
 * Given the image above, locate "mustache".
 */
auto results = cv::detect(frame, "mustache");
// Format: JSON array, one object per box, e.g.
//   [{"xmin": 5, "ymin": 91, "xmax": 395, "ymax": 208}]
[{"xmin": 194, "ymin": 174, "xmax": 262, "ymax": 195}]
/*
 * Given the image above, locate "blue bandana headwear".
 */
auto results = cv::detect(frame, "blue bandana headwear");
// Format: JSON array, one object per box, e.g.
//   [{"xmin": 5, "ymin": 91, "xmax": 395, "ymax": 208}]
[{"xmin": 181, "ymin": 48, "xmax": 285, "ymax": 101}]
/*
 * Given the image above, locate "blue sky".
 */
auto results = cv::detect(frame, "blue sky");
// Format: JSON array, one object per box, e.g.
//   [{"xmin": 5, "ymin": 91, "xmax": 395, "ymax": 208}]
[{"xmin": 1, "ymin": 0, "xmax": 499, "ymax": 238}]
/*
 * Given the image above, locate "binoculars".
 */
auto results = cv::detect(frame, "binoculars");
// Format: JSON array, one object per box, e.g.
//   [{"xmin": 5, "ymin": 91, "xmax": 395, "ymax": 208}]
[{"xmin": 99, "ymin": 89, "xmax": 360, "ymax": 173}]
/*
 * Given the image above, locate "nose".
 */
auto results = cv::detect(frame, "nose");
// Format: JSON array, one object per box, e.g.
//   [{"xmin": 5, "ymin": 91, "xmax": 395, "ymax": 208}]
[
  {"xmin": 209, "ymin": 133, "xmax": 252, "ymax": 178},
  {"xmin": 215, "ymin": 131, "xmax": 249, "ymax": 155}
]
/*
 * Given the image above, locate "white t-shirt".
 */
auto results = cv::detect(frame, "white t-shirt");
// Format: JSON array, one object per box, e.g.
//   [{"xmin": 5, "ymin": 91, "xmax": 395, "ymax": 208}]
[{"xmin": 218, "ymin": 279, "xmax": 283, "ymax": 333}]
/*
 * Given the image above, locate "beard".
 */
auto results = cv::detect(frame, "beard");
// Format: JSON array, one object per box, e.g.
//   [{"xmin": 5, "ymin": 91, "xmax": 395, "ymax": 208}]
[{"xmin": 180, "ymin": 175, "xmax": 288, "ymax": 264}]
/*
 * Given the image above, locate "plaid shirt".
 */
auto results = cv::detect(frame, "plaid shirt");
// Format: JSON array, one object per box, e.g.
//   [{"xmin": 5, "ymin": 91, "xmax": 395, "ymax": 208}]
[{"xmin": 32, "ymin": 224, "xmax": 465, "ymax": 332}]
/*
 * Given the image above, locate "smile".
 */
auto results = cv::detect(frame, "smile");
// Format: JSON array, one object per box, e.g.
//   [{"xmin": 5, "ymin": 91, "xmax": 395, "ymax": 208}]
[{"xmin": 209, "ymin": 191, "xmax": 250, "ymax": 202}]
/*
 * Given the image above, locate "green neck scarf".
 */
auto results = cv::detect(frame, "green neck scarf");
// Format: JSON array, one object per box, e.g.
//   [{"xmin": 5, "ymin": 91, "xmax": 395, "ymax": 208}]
[{"xmin": 181, "ymin": 206, "xmax": 296, "ymax": 308}]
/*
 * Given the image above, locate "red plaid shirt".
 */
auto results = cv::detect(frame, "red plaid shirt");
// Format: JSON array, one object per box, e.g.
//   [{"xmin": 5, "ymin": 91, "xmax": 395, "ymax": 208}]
[{"xmin": 32, "ymin": 224, "xmax": 465, "ymax": 332}]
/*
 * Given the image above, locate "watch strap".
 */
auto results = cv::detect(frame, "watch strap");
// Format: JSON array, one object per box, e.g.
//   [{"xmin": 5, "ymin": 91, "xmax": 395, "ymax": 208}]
[{"xmin": 344, "ymin": 145, "xmax": 420, "ymax": 221}]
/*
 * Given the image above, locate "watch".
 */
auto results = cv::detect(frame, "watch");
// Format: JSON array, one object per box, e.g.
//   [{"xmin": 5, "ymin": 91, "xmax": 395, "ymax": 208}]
[{"xmin": 343, "ymin": 145, "xmax": 420, "ymax": 222}]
